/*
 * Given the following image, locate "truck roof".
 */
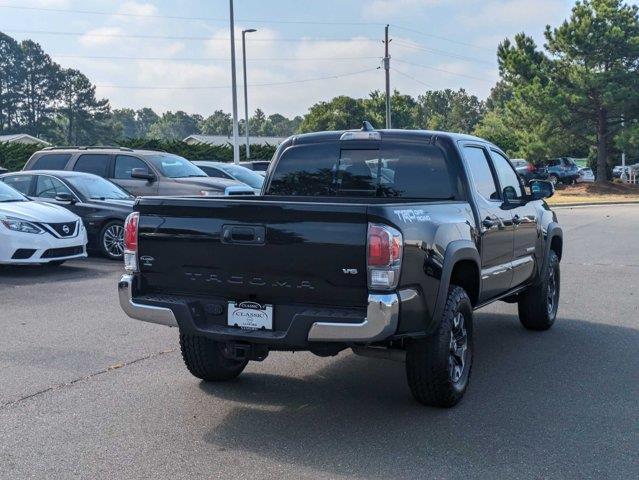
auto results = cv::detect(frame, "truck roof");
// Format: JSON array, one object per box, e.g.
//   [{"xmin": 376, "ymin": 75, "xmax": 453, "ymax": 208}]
[{"xmin": 284, "ymin": 129, "xmax": 492, "ymax": 147}]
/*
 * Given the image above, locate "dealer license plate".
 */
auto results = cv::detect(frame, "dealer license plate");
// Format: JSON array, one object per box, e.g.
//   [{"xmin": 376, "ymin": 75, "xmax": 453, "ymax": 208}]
[{"xmin": 227, "ymin": 301, "xmax": 273, "ymax": 330}]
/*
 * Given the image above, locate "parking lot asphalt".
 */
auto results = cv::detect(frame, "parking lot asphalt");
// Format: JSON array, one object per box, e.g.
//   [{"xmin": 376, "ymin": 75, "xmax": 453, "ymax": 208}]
[{"xmin": 1, "ymin": 204, "xmax": 637, "ymax": 479}]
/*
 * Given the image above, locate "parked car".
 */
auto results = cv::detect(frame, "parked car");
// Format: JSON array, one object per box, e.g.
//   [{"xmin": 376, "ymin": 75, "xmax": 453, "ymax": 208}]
[
  {"xmin": 576, "ymin": 167, "xmax": 595, "ymax": 183},
  {"xmin": 544, "ymin": 157, "xmax": 580, "ymax": 185},
  {"xmin": 0, "ymin": 171, "xmax": 134, "ymax": 260},
  {"xmin": 240, "ymin": 160, "xmax": 270, "ymax": 176},
  {"xmin": 22, "ymin": 147, "xmax": 254, "ymax": 197},
  {"xmin": 0, "ymin": 167, "xmax": 7, "ymax": 174},
  {"xmin": 0, "ymin": 180, "xmax": 87, "ymax": 266},
  {"xmin": 118, "ymin": 126, "xmax": 562, "ymax": 408},
  {"xmin": 612, "ymin": 165, "xmax": 632, "ymax": 178},
  {"xmin": 510, "ymin": 158, "xmax": 549, "ymax": 184},
  {"xmin": 192, "ymin": 161, "xmax": 264, "ymax": 194}
]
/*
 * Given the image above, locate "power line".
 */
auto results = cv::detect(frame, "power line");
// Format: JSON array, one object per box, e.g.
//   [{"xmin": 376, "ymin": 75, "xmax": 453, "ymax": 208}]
[
  {"xmin": 2, "ymin": 29, "xmax": 375, "ymax": 42},
  {"xmin": 394, "ymin": 39, "xmax": 494, "ymax": 66},
  {"xmin": 51, "ymin": 54, "xmax": 381, "ymax": 62},
  {"xmin": 393, "ymin": 58, "xmax": 493, "ymax": 82},
  {"xmin": 0, "ymin": 4, "xmax": 383, "ymax": 26},
  {"xmin": 95, "ymin": 67, "xmax": 378, "ymax": 90},
  {"xmin": 0, "ymin": 4, "xmax": 496, "ymax": 52},
  {"xmin": 391, "ymin": 24, "xmax": 494, "ymax": 52},
  {"xmin": 392, "ymin": 68, "xmax": 436, "ymax": 89}
]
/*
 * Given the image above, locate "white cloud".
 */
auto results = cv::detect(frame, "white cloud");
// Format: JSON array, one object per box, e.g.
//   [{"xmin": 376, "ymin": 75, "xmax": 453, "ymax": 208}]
[
  {"xmin": 78, "ymin": 27, "xmax": 124, "ymax": 47},
  {"xmin": 117, "ymin": 2, "xmax": 158, "ymax": 17},
  {"xmin": 459, "ymin": 0, "xmax": 567, "ymax": 28},
  {"xmin": 365, "ymin": 0, "xmax": 444, "ymax": 18}
]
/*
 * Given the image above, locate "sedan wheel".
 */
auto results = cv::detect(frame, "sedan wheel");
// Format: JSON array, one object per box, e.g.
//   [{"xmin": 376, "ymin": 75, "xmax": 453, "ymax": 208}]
[{"xmin": 100, "ymin": 222, "xmax": 124, "ymax": 260}]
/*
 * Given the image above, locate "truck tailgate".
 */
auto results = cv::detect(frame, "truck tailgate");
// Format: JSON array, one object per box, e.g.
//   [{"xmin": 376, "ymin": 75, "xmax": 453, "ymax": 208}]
[{"xmin": 136, "ymin": 198, "xmax": 369, "ymax": 307}]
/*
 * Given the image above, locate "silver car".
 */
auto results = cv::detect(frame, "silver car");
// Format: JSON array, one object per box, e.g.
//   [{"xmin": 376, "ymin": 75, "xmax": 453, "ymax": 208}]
[{"xmin": 192, "ymin": 161, "xmax": 265, "ymax": 194}]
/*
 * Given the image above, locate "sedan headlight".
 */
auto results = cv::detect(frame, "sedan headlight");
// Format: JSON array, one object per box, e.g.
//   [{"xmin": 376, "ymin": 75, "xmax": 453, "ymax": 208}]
[{"xmin": 0, "ymin": 216, "xmax": 44, "ymax": 234}]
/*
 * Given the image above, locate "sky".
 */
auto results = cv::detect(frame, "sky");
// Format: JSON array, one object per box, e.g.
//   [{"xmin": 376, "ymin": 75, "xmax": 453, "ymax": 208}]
[{"xmin": 0, "ymin": 0, "xmax": 576, "ymax": 118}]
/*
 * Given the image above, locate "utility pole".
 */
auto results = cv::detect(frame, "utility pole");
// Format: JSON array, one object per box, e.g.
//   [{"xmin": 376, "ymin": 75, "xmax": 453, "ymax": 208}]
[
  {"xmin": 242, "ymin": 28, "xmax": 257, "ymax": 160},
  {"xmin": 229, "ymin": 0, "xmax": 240, "ymax": 164},
  {"xmin": 619, "ymin": 115, "xmax": 627, "ymax": 182},
  {"xmin": 384, "ymin": 24, "xmax": 391, "ymax": 129}
]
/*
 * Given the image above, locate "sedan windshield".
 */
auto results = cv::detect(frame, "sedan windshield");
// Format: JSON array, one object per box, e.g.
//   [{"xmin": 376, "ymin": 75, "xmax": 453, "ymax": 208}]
[
  {"xmin": 0, "ymin": 181, "xmax": 28, "ymax": 202},
  {"xmin": 67, "ymin": 175, "xmax": 132, "ymax": 200},
  {"xmin": 147, "ymin": 154, "xmax": 206, "ymax": 178},
  {"xmin": 220, "ymin": 165, "xmax": 264, "ymax": 189}
]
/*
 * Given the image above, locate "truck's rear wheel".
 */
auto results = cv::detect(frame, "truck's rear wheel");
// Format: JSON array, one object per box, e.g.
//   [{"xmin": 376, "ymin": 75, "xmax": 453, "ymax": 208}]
[
  {"xmin": 179, "ymin": 333, "xmax": 247, "ymax": 381},
  {"xmin": 406, "ymin": 286, "xmax": 473, "ymax": 408},
  {"xmin": 518, "ymin": 250, "xmax": 560, "ymax": 330}
]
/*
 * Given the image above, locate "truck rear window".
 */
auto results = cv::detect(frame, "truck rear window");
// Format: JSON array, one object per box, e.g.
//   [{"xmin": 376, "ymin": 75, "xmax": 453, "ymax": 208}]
[{"xmin": 267, "ymin": 142, "xmax": 457, "ymax": 199}]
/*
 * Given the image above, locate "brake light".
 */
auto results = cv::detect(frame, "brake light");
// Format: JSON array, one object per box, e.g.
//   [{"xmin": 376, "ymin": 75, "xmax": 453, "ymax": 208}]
[
  {"xmin": 123, "ymin": 212, "xmax": 139, "ymax": 272},
  {"xmin": 367, "ymin": 223, "xmax": 402, "ymax": 290},
  {"xmin": 527, "ymin": 163, "xmax": 535, "ymax": 172}
]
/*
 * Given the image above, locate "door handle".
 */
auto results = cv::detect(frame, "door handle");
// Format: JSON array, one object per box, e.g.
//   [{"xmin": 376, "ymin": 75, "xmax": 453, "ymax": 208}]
[
  {"xmin": 482, "ymin": 217, "xmax": 496, "ymax": 228},
  {"xmin": 221, "ymin": 225, "xmax": 266, "ymax": 245},
  {"xmin": 512, "ymin": 215, "xmax": 522, "ymax": 225}
]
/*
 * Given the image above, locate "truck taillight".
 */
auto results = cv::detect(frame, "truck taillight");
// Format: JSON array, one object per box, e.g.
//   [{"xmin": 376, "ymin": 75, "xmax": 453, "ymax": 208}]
[
  {"xmin": 123, "ymin": 212, "xmax": 139, "ymax": 272},
  {"xmin": 367, "ymin": 223, "xmax": 402, "ymax": 290}
]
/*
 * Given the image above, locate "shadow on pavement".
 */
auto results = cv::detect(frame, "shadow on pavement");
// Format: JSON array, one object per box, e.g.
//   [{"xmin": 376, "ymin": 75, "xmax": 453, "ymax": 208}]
[
  {"xmin": 0, "ymin": 257, "xmax": 116, "ymax": 286},
  {"xmin": 199, "ymin": 312, "xmax": 638, "ymax": 479}
]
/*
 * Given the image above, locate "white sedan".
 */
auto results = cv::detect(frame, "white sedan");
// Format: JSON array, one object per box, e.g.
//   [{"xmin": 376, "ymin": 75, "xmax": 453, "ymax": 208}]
[{"xmin": 0, "ymin": 181, "xmax": 87, "ymax": 265}]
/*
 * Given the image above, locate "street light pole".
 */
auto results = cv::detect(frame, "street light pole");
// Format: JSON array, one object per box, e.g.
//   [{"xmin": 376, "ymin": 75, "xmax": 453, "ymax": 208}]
[
  {"xmin": 229, "ymin": 0, "xmax": 240, "ymax": 164},
  {"xmin": 242, "ymin": 29, "xmax": 257, "ymax": 160}
]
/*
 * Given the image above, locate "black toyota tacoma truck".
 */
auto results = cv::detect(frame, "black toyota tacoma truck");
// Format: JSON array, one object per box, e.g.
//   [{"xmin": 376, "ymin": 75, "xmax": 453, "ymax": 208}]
[{"xmin": 118, "ymin": 126, "xmax": 563, "ymax": 407}]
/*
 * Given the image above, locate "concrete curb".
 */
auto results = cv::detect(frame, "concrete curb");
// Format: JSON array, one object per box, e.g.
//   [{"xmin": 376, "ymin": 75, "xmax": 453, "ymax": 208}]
[{"xmin": 551, "ymin": 200, "xmax": 639, "ymax": 209}]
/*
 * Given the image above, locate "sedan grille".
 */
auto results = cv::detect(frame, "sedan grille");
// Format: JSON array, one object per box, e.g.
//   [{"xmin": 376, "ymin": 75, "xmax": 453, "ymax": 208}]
[{"xmin": 46, "ymin": 221, "xmax": 78, "ymax": 238}]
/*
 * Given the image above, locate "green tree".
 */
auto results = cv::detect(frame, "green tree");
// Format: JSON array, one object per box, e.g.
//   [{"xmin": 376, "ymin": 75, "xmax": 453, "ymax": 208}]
[
  {"xmin": 498, "ymin": 0, "xmax": 639, "ymax": 181},
  {"xmin": 364, "ymin": 90, "xmax": 419, "ymax": 129},
  {"xmin": 19, "ymin": 39, "xmax": 63, "ymax": 139},
  {"xmin": 199, "ymin": 109, "xmax": 231, "ymax": 136},
  {"xmin": 54, "ymin": 68, "xmax": 113, "ymax": 145},
  {"xmin": 148, "ymin": 111, "xmax": 199, "ymax": 140},
  {"xmin": 0, "ymin": 33, "xmax": 24, "ymax": 133},
  {"xmin": 415, "ymin": 88, "xmax": 485, "ymax": 133},
  {"xmin": 136, "ymin": 107, "xmax": 159, "ymax": 138},
  {"xmin": 300, "ymin": 95, "xmax": 366, "ymax": 132},
  {"xmin": 111, "ymin": 108, "xmax": 138, "ymax": 138}
]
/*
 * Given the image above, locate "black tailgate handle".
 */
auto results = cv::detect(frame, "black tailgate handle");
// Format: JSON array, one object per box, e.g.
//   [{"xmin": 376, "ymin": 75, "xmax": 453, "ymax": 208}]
[{"xmin": 221, "ymin": 225, "xmax": 266, "ymax": 245}]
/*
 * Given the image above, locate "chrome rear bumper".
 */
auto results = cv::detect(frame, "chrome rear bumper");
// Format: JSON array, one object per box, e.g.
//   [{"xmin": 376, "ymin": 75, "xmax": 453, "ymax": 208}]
[
  {"xmin": 118, "ymin": 273, "xmax": 398, "ymax": 342},
  {"xmin": 118, "ymin": 274, "xmax": 177, "ymax": 327},
  {"xmin": 307, "ymin": 293, "xmax": 399, "ymax": 342}
]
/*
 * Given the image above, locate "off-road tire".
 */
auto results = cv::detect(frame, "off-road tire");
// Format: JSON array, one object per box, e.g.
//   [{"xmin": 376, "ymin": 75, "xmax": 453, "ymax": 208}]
[
  {"xmin": 518, "ymin": 250, "xmax": 560, "ymax": 331},
  {"xmin": 180, "ymin": 333, "xmax": 247, "ymax": 381},
  {"xmin": 406, "ymin": 286, "xmax": 473, "ymax": 408}
]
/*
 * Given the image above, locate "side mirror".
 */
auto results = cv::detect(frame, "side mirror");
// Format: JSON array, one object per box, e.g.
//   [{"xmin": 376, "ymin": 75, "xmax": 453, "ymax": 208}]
[
  {"xmin": 131, "ymin": 168, "xmax": 156, "ymax": 181},
  {"xmin": 529, "ymin": 179, "xmax": 554, "ymax": 199},
  {"xmin": 55, "ymin": 192, "xmax": 76, "ymax": 204}
]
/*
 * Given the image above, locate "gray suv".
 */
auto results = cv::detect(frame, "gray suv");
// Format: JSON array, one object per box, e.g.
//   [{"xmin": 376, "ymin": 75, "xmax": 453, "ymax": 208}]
[{"xmin": 22, "ymin": 147, "xmax": 254, "ymax": 197}]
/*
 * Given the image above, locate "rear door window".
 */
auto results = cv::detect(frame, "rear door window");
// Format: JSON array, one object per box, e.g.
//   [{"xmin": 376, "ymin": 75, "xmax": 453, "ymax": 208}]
[
  {"xmin": 267, "ymin": 141, "xmax": 456, "ymax": 199},
  {"xmin": 31, "ymin": 153, "xmax": 71, "ymax": 170},
  {"xmin": 2, "ymin": 175, "xmax": 34, "ymax": 195},
  {"xmin": 34, "ymin": 175, "xmax": 73, "ymax": 199},
  {"xmin": 463, "ymin": 146, "xmax": 499, "ymax": 201},
  {"xmin": 73, "ymin": 154, "xmax": 110, "ymax": 177}
]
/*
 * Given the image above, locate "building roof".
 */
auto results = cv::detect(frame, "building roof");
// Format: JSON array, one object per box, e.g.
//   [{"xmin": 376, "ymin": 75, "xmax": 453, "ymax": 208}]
[
  {"xmin": 183, "ymin": 134, "xmax": 285, "ymax": 146},
  {"xmin": 0, "ymin": 134, "xmax": 51, "ymax": 145}
]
